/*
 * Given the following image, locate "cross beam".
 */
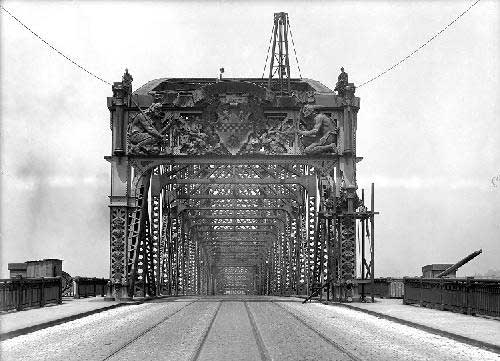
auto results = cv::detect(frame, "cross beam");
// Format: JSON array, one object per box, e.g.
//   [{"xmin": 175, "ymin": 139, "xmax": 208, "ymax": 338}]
[
  {"xmin": 176, "ymin": 194, "xmax": 298, "ymax": 199},
  {"xmin": 160, "ymin": 176, "xmax": 315, "ymax": 189}
]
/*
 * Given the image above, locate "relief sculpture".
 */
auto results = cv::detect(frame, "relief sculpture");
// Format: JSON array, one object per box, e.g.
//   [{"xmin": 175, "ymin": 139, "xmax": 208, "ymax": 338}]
[
  {"xmin": 240, "ymin": 118, "xmax": 294, "ymax": 155},
  {"xmin": 298, "ymin": 105, "xmax": 338, "ymax": 154},
  {"xmin": 128, "ymin": 103, "xmax": 172, "ymax": 155},
  {"xmin": 176, "ymin": 118, "xmax": 229, "ymax": 155},
  {"xmin": 126, "ymin": 86, "xmax": 340, "ymax": 156}
]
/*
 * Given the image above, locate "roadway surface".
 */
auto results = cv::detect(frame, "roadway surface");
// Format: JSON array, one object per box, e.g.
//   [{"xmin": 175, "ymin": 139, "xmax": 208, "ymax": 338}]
[{"xmin": 1, "ymin": 296, "xmax": 498, "ymax": 361}]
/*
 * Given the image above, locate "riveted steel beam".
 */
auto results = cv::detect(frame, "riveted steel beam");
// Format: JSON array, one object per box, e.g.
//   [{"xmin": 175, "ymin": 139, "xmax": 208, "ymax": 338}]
[
  {"xmin": 180, "ymin": 205, "xmax": 294, "ymax": 216},
  {"xmin": 176, "ymin": 194, "xmax": 297, "ymax": 200},
  {"xmin": 193, "ymin": 222, "xmax": 278, "ymax": 226},
  {"xmin": 160, "ymin": 176, "xmax": 316, "ymax": 191},
  {"xmin": 191, "ymin": 216, "xmax": 286, "ymax": 224},
  {"xmin": 123, "ymin": 154, "xmax": 338, "ymax": 172}
]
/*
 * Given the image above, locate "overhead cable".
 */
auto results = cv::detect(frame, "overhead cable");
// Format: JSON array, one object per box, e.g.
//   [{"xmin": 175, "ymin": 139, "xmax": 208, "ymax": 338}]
[
  {"xmin": 358, "ymin": 0, "xmax": 482, "ymax": 88},
  {"xmin": 261, "ymin": 23, "xmax": 276, "ymax": 79},
  {"xmin": 1, "ymin": 5, "xmax": 112, "ymax": 86},
  {"xmin": 287, "ymin": 17, "xmax": 303, "ymax": 79}
]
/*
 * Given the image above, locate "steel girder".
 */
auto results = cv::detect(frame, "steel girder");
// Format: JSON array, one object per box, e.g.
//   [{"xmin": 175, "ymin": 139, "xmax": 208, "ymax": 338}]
[
  {"xmin": 109, "ymin": 159, "xmax": 373, "ymax": 300},
  {"xmin": 151, "ymin": 163, "xmax": 306, "ymax": 296},
  {"xmin": 107, "ymin": 75, "xmax": 374, "ymax": 301}
]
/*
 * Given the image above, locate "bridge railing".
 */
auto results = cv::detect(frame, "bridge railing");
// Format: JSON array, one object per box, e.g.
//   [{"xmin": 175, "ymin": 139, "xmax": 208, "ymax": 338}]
[
  {"xmin": 359, "ymin": 278, "xmax": 404, "ymax": 299},
  {"xmin": 0, "ymin": 277, "xmax": 62, "ymax": 311},
  {"xmin": 72, "ymin": 277, "xmax": 109, "ymax": 299},
  {"xmin": 403, "ymin": 277, "xmax": 500, "ymax": 317}
]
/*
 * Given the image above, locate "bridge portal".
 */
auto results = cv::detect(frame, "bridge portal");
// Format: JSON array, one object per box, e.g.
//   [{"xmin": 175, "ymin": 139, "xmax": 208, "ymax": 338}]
[
  {"xmin": 106, "ymin": 73, "xmax": 375, "ymax": 301},
  {"xmin": 106, "ymin": 13, "xmax": 375, "ymax": 302}
]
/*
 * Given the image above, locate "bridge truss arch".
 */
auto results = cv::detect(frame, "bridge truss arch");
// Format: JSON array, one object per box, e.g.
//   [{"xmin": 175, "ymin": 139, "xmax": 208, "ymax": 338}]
[{"xmin": 106, "ymin": 75, "xmax": 376, "ymax": 301}]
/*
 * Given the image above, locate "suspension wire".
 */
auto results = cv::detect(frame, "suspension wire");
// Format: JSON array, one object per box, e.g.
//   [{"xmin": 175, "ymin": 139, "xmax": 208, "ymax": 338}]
[
  {"xmin": 358, "ymin": 0, "xmax": 482, "ymax": 88},
  {"xmin": 0, "ymin": 6, "xmax": 156, "ymax": 119},
  {"xmin": 1, "ymin": 5, "xmax": 112, "ymax": 86},
  {"xmin": 261, "ymin": 23, "xmax": 275, "ymax": 79},
  {"xmin": 4, "ymin": 2, "xmax": 481, "ymax": 94},
  {"xmin": 287, "ymin": 17, "xmax": 303, "ymax": 79}
]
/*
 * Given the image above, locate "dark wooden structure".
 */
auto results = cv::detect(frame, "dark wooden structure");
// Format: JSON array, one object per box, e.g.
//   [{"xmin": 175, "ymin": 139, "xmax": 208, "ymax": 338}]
[
  {"xmin": 72, "ymin": 277, "xmax": 108, "ymax": 299},
  {"xmin": 422, "ymin": 264, "xmax": 456, "ymax": 278},
  {"xmin": 361, "ymin": 278, "xmax": 404, "ymax": 299},
  {"xmin": 404, "ymin": 277, "xmax": 500, "ymax": 317},
  {"xmin": 0, "ymin": 277, "xmax": 62, "ymax": 312},
  {"xmin": 8, "ymin": 263, "xmax": 27, "ymax": 278},
  {"xmin": 8, "ymin": 259, "xmax": 63, "ymax": 279}
]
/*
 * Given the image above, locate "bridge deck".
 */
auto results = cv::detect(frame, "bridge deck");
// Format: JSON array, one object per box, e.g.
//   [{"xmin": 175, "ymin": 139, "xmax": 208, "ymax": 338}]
[{"xmin": 1, "ymin": 296, "xmax": 498, "ymax": 360}]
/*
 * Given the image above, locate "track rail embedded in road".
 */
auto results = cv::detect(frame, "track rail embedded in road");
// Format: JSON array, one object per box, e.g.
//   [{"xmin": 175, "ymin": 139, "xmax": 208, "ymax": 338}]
[
  {"xmin": 273, "ymin": 302, "xmax": 362, "ymax": 361},
  {"xmin": 190, "ymin": 301, "xmax": 223, "ymax": 361},
  {"xmin": 244, "ymin": 301, "xmax": 271, "ymax": 361},
  {"xmin": 102, "ymin": 300, "xmax": 197, "ymax": 361}
]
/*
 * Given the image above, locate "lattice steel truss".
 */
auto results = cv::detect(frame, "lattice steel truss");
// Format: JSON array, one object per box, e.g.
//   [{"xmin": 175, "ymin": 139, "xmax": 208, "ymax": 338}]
[{"xmin": 106, "ymin": 67, "xmax": 376, "ymax": 302}]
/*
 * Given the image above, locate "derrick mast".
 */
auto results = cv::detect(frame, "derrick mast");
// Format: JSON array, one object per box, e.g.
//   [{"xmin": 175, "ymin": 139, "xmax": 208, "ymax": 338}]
[{"xmin": 267, "ymin": 12, "xmax": 291, "ymax": 95}]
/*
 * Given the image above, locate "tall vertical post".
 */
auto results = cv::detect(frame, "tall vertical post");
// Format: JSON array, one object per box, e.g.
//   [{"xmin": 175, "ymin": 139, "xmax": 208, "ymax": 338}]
[
  {"xmin": 267, "ymin": 12, "xmax": 292, "ymax": 95},
  {"xmin": 325, "ymin": 217, "xmax": 332, "ymax": 301},
  {"xmin": 108, "ymin": 70, "xmax": 134, "ymax": 300},
  {"xmin": 336, "ymin": 69, "xmax": 359, "ymax": 301},
  {"xmin": 361, "ymin": 188, "xmax": 365, "ymax": 300},
  {"xmin": 294, "ymin": 214, "xmax": 301, "ymax": 294},
  {"xmin": 370, "ymin": 183, "xmax": 375, "ymax": 302},
  {"xmin": 151, "ymin": 170, "xmax": 161, "ymax": 296},
  {"xmin": 283, "ymin": 15, "xmax": 291, "ymax": 93},
  {"xmin": 277, "ymin": 15, "xmax": 284, "ymax": 94}
]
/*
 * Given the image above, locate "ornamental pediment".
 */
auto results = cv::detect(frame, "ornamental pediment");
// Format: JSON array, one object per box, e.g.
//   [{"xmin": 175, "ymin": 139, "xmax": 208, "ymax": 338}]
[{"xmin": 121, "ymin": 78, "xmax": 355, "ymax": 157}]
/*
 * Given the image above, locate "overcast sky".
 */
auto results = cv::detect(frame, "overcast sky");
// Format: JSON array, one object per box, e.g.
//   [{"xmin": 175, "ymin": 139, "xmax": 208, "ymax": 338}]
[{"xmin": 1, "ymin": 1, "xmax": 499, "ymax": 279}]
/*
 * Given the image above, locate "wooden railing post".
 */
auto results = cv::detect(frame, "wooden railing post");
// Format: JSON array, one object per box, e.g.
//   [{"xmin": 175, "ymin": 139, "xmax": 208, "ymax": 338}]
[
  {"xmin": 16, "ymin": 277, "xmax": 24, "ymax": 311},
  {"xmin": 419, "ymin": 278, "xmax": 423, "ymax": 306},
  {"xmin": 466, "ymin": 277, "xmax": 473, "ymax": 315},
  {"xmin": 439, "ymin": 278, "xmax": 444, "ymax": 310},
  {"xmin": 58, "ymin": 276, "xmax": 63, "ymax": 304},
  {"xmin": 402, "ymin": 277, "xmax": 407, "ymax": 304},
  {"xmin": 40, "ymin": 277, "xmax": 45, "ymax": 307}
]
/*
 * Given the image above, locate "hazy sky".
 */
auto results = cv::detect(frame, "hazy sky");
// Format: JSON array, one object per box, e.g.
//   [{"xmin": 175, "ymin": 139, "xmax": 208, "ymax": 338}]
[{"xmin": 1, "ymin": 1, "xmax": 499, "ymax": 278}]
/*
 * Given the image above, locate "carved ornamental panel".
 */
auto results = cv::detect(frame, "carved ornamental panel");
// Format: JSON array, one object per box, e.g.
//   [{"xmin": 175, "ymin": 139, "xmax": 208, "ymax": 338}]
[{"xmin": 126, "ymin": 83, "xmax": 343, "ymax": 157}]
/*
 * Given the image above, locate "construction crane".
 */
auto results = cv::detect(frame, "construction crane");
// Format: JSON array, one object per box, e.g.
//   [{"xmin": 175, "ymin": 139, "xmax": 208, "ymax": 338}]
[{"xmin": 267, "ymin": 12, "xmax": 292, "ymax": 95}]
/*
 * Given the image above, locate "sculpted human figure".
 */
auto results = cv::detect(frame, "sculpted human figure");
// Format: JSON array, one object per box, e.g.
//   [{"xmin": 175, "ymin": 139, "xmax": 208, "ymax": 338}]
[
  {"xmin": 122, "ymin": 68, "xmax": 133, "ymax": 94},
  {"xmin": 298, "ymin": 105, "xmax": 338, "ymax": 154},
  {"xmin": 128, "ymin": 103, "xmax": 170, "ymax": 154},
  {"xmin": 334, "ymin": 67, "xmax": 348, "ymax": 97}
]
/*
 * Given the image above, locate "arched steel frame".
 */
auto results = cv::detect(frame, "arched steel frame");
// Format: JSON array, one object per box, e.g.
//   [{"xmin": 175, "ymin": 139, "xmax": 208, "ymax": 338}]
[{"xmin": 106, "ymin": 76, "xmax": 376, "ymax": 302}]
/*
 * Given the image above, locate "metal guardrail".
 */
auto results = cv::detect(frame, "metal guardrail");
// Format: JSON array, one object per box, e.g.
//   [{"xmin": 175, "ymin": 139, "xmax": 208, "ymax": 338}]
[
  {"xmin": 403, "ymin": 277, "xmax": 500, "ymax": 317},
  {"xmin": 0, "ymin": 277, "xmax": 62, "ymax": 311},
  {"xmin": 72, "ymin": 277, "xmax": 109, "ymax": 299},
  {"xmin": 359, "ymin": 278, "xmax": 404, "ymax": 299}
]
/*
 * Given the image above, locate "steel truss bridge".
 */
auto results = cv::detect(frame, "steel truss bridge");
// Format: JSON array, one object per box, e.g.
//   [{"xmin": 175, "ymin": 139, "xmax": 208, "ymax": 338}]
[
  {"xmin": 106, "ymin": 75, "xmax": 376, "ymax": 301},
  {"xmin": 106, "ymin": 13, "xmax": 376, "ymax": 302}
]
